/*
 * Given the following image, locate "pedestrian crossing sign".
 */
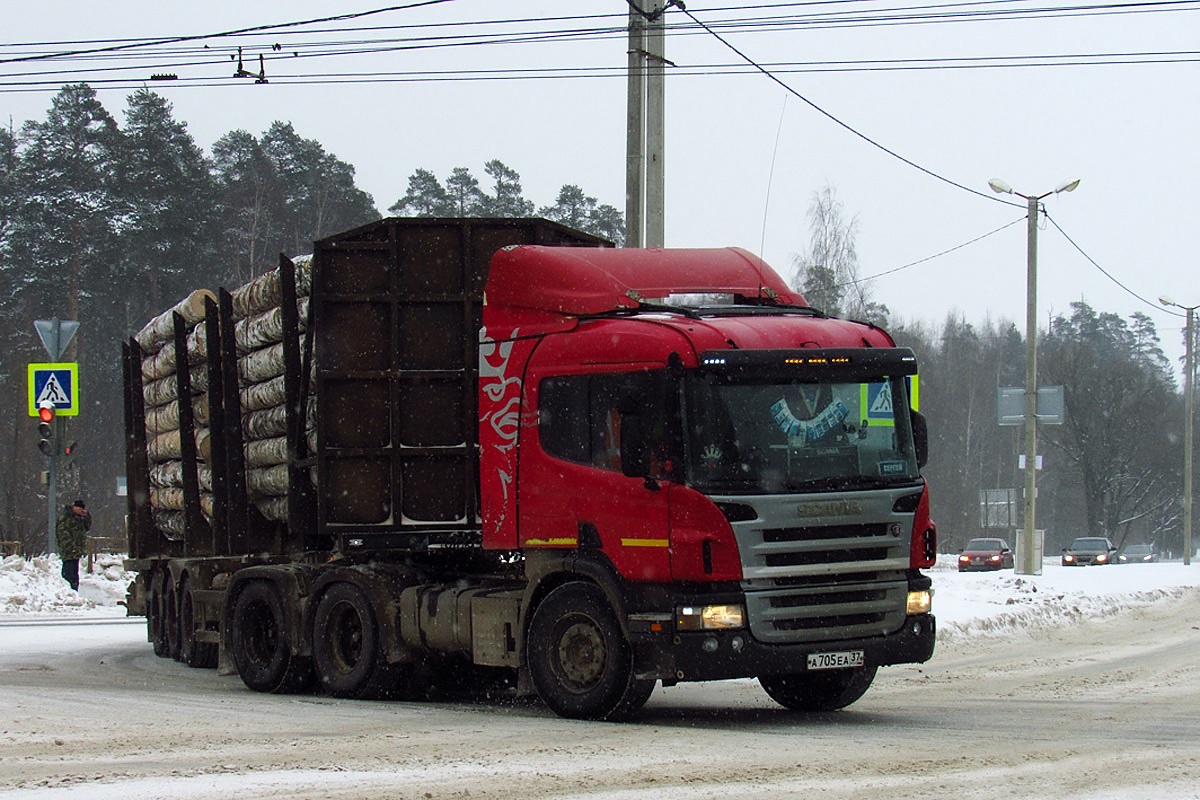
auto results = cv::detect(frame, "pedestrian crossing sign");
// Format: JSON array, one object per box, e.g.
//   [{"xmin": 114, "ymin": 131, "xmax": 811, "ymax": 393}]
[
  {"xmin": 859, "ymin": 375, "xmax": 919, "ymax": 428},
  {"xmin": 28, "ymin": 363, "xmax": 79, "ymax": 417}
]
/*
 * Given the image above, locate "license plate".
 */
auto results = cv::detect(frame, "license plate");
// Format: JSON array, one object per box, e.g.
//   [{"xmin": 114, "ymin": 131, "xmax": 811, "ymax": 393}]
[{"xmin": 807, "ymin": 650, "xmax": 864, "ymax": 671}]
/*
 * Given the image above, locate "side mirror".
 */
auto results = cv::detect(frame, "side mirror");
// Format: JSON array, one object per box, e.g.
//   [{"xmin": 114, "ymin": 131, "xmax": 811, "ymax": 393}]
[{"xmin": 910, "ymin": 410, "xmax": 929, "ymax": 468}]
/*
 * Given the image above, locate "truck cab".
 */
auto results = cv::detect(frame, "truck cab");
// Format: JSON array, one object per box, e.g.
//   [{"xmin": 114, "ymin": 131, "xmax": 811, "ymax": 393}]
[{"xmin": 480, "ymin": 245, "xmax": 936, "ymax": 717}]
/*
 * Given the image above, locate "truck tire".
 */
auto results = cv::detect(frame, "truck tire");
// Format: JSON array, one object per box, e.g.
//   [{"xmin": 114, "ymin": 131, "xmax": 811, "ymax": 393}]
[
  {"xmin": 164, "ymin": 574, "xmax": 182, "ymax": 661},
  {"xmin": 759, "ymin": 664, "xmax": 878, "ymax": 712},
  {"xmin": 312, "ymin": 582, "xmax": 398, "ymax": 699},
  {"xmin": 527, "ymin": 582, "xmax": 654, "ymax": 721},
  {"xmin": 179, "ymin": 576, "xmax": 218, "ymax": 669},
  {"xmin": 147, "ymin": 570, "xmax": 169, "ymax": 658},
  {"xmin": 230, "ymin": 579, "xmax": 313, "ymax": 694}
]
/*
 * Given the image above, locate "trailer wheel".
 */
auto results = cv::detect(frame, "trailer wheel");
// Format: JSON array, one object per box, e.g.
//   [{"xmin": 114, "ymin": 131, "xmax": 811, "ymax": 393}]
[
  {"xmin": 312, "ymin": 582, "xmax": 398, "ymax": 698},
  {"xmin": 527, "ymin": 582, "xmax": 654, "ymax": 721},
  {"xmin": 179, "ymin": 576, "xmax": 217, "ymax": 669},
  {"xmin": 147, "ymin": 570, "xmax": 169, "ymax": 658},
  {"xmin": 165, "ymin": 578, "xmax": 183, "ymax": 661},
  {"xmin": 230, "ymin": 579, "xmax": 313, "ymax": 694},
  {"xmin": 759, "ymin": 664, "xmax": 878, "ymax": 712}
]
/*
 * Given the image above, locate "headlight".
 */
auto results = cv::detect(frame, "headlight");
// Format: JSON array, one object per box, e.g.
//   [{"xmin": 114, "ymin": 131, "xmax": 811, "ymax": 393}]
[
  {"xmin": 1064, "ymin": 554, "xmax": 1075, "ymax": 562},
  {"xmin": 958, "ymin": 555, "xmax": 969, "ymax": 563},
  {"xmin": 677, "ymin": 604, "xmax": 745, "ymax": 630},
  {"xmin": 1097, "ymin": 554, "xmax": 1108, "ymax": 562},
  {"xmin": 988, "ymin": 555, "xmax": 1001, "ymax": 562},
  {"xmin": 906, "ymin": 590, "xmax": 932, "ymax": 615}
]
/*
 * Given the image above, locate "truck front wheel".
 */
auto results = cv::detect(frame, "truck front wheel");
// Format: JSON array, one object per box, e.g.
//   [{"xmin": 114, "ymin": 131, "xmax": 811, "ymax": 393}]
[
  {"xmin": 312, "ymin": 582, "xmax": 399, "ymax": 699},
  {"xmin": 759, "ymin": 664, "xmax": 878, "ymax": 712},
  {"xmin": 527, "ymin": 582, "xmax": 654, "ymax": 721},
  {"xmin": 230, "ymin": 579, "xmax": 313, "ymax": 694}
]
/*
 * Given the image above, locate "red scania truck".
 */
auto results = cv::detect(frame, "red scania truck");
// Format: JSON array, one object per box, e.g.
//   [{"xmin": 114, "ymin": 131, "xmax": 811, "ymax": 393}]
[{"xmin": 123, "ymin": 217, "xmax": 936, "ymax": 720}]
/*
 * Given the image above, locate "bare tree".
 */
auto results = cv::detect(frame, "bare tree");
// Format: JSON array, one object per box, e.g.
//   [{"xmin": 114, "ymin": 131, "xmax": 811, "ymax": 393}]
[{"xmin": 791, "ymin": 185, "xmax": 887, "ymax": 326}]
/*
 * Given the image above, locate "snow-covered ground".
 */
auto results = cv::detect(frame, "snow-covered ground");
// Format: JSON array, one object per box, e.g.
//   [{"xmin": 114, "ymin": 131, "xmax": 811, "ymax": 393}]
[
  {"xmin": 3, "ymin": 550, "xmax": 1199, "ymax": 637},
  {"xmin": 3, "ymin": 553, "xmax": 1199, "ymax": 800},
  {"xmin": 0, "ymin": 553, "xmax": 131, "ymax": 617}
]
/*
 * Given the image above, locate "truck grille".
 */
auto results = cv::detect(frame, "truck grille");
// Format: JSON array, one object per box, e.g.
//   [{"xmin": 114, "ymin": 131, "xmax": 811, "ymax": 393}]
[{"xmin": 716, "ymin": 492, "xmax": 915, "ymax": 645}]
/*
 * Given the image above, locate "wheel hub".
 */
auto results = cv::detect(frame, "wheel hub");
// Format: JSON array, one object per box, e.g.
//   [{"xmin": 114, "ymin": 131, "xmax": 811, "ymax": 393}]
[{"xmin": 557, "ymin": 620, "xmax": 606, "ymax": 689}]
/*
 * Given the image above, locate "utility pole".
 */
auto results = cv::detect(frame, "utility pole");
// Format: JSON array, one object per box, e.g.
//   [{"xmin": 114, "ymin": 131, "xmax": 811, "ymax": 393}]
[
  {"xmin": 1161, "ymin": 295, "xmax": 1196, "ymax": 565},
  {"xmin": 988, "ymin": 178, "xmax": 1080, "ymax": 575},
  {"xmin": 626, "ymin": 1, "xmax": 667, "ymax": 248}
]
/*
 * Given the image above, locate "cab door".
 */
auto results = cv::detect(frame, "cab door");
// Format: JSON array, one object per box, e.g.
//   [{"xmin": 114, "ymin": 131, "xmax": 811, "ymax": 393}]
[{"xmin": 519, "ymin": 368, "xmax": 674, "ymax": 583}]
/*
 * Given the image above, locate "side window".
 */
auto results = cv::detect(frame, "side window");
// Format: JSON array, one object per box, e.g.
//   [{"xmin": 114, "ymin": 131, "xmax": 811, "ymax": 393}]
[
  {"xmin": 538, "ymin": 371, "xmax": 670, "ymax": 475},
  {"xmin": 538, "ymin": 376, "xmax": 589, "ymax": 463}
]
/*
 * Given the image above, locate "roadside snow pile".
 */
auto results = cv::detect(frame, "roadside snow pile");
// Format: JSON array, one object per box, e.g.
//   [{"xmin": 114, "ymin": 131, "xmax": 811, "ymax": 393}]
[
  {"xmin": 0, "ymin": 553, "xmax": 133, "ymax": 615},
  {"xmin": 931, "ymin": 559, "xmax": 1200, "ymax": 642}
]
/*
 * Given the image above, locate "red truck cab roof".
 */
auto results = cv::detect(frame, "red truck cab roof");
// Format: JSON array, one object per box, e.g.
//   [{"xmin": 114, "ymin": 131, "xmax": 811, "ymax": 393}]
[{"xmin": 486, "ymin": 245, "xmax": 806, "ymax": 315}]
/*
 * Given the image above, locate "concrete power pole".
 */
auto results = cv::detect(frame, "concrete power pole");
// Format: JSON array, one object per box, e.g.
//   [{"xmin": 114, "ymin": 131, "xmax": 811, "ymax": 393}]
[{"xmin": 626, "ymin": 1, "xmax": 667, "ymax": 248}]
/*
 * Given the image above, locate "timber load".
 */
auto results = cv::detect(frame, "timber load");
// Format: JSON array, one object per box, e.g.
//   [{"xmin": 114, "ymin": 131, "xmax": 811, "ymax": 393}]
[{"xmin": 127, "ymin": 255, "xmax": 315, "ymax": 544}]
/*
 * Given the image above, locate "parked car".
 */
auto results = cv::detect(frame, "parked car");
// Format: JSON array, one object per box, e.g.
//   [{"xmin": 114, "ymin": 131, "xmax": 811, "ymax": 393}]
[
  {"xmin": 1118, "ymin": 543, "xmax": 1158, "ymax": 564},
  {"xmin": 958, "ymin": 538, "xmax": 1015, "ymax": 572},
  {"xmin": 1061, "ymin": 537, "xmax": 1118, "ymax": 566}
]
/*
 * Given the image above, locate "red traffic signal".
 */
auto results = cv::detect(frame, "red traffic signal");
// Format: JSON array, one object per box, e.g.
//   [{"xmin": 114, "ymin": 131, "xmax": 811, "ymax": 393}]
[{"xmin": 36, "ymin": 401, "xmax": 56, "ymax": 456}]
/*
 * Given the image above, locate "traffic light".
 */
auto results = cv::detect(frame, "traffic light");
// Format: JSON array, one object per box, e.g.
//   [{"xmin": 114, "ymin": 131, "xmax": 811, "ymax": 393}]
[{"xmin": 37, "ymin": 401, "xmax": 55, "ymax": 457}]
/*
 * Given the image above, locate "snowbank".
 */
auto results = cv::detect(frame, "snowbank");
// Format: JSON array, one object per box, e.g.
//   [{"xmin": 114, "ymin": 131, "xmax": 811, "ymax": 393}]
[
  {"xmin": 0, "ymin": 553, "xmax": 133, "ymax": 615},
  {"xmin": 929, "ymin": 557, "xmax": 1200, "ymax": 641}
]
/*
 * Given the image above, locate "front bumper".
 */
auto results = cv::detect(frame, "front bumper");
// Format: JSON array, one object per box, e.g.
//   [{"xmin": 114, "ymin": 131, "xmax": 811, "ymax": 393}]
[
  {"xmin": 625, "ymin": 575, "xmax": 936, "ymax": 684},
  {"xmin": 651, "ymin": 612, "xmax": 936, "ymax": 683}
]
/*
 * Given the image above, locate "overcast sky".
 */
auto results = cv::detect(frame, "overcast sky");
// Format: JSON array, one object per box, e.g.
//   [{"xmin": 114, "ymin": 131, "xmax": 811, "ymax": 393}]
[{"xmin": 3, "ymin": 0, "xmax": 1198, "ymax": 376}]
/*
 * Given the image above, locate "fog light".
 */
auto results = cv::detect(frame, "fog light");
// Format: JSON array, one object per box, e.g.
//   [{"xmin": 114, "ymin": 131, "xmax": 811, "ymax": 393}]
[
  {"xmin": 677, "ymin": 604, "xmax": 746, "ymax": 631},
  {"xmin": 906, "ymin": 590, "xmax": 932, "ymax": 615},
  {"xmin": 730, "ymin": 635, "xmax": 745, "ymax": 652},
  {"xmin": 702, "ymin": 637, "xmax": 719, "ymax": 653}
]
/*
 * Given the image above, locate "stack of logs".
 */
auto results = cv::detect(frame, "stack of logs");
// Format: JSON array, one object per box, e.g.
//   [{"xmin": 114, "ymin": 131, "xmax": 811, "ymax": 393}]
[{"xmin": 136, "ymin": 257, "xmax": 314, "ymax": 535}]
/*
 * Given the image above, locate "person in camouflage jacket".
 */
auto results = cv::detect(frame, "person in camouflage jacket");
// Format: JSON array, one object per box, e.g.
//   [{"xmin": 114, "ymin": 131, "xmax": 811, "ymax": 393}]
[{"xmin": 57, "ymin": 500, "xmax": 91, "ymax": 591}]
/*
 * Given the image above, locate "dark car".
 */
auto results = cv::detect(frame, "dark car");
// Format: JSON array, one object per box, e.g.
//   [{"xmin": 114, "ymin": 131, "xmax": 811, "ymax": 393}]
[
  {"xmin": 1062, "ymin": 536, "xmax": 1117, "ymax": 566},
  {"xmin": 958, "ymin": 537, "xmax": 1015, "ymax": 572},
  {"xmin": 1118, "ymin": 543, "xmax": 1158, "ymax": 564}
]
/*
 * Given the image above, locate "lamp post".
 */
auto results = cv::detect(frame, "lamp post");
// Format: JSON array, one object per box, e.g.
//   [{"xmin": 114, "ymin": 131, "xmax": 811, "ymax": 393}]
[
  {"xmin": 988, "ymin": 177, "xmax": 1080, "ymax": 575},
  {"xmin": 1159, "ymin": 295, "xmax": 1196, "ymax": 565}
]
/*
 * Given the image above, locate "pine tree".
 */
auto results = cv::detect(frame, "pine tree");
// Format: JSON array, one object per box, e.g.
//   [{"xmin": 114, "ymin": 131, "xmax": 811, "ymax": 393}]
[
  {"xmin": 119, "ymin": 88, "xmax": 220, "ymax": 316},
  {"xmin": 389, "ymin": 168, "xmax": 452, "ymax": 217},
  {"xmin": 479, "ymin": 160, "xmax": 534, "ymax": 217}
]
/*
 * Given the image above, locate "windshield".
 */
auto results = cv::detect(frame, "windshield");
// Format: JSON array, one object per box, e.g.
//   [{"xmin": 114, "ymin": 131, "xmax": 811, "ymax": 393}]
[
  {"xmin": 965, "ymin": 539, "xmax": 1006, "ymax": 551},
  {"xmin": 683, "ymin": 372, "xmax": 921, "ymax": 494},
  {"xmin": 1069, "ymin": 538, "xmax": 1110, "ymax": 552}
]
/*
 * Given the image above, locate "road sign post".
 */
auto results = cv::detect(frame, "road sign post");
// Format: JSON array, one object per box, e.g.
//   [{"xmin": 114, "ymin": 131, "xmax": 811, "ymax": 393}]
[{"xmin": 30, "ymin": 321, "xmax": 81, "ymax": 556}]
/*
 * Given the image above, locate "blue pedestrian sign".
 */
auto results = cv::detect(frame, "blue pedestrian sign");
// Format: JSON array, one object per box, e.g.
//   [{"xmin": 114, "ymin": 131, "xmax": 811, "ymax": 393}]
[{"xmin": 28, "ymin": 363, "xmax": 79, "ymax": 417}]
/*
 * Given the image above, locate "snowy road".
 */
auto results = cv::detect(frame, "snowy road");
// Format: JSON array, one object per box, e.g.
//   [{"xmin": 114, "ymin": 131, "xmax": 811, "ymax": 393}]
[{"xmin": 2, "ymin": 566, "xmax": 1199, "ymax": 799}]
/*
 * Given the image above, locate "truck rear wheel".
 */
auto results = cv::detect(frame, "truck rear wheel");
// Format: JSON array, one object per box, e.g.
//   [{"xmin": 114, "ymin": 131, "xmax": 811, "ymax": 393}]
[
  {"xmin": 147, "ymin": 570, "xmax": 169, "ymax": 658},
  {"xmin": 312, "ymin": 582, "xmax": 398, "ymax": 699},
  {"xmin": 527, "ymin": 582, "xmax": 654, "ymax": 721},
  {"xmin": 163, "ymin": 573, "xmax": 181, "ymax": 661},
  {"xmin": 179, "ymin": 576, "xmax": 218, "ymax": 669},
  {"xmin": 230, "ymin": 579, "xmax": 313, "ymax": 693},
  {"xmin": 759, "ymin": 664, "xmax": 878, "ymax": 712}
]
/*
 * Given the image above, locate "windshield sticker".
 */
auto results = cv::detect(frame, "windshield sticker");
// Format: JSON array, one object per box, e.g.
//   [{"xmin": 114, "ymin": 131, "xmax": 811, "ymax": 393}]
[
  {"xmin": 770, "ymin": 396, "xmax": 850, "ymax": 444},
  {"xmin": 701, "ymin": 443, "xmax": 723, "ymax": 470},
  {"xmin": 878, "ymin": 460, "xmax": 908, "ymax": 476}
]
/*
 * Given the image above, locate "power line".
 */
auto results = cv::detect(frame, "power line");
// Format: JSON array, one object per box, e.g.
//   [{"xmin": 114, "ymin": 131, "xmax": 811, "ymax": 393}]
[
  {"xmin": 0, "ymin": 0, "xmax": 462, "ymax": 65},
  {"xmin": 1045, "ymin": 212, "xmax": 1181, "ymax": 316},
  {"xmin": 677, "ymin": 5, "xmax": 1022, "ymax": 207},
  {"xmin": 851, "ymin": 218, "xmax": 1027, "ymax": 286}
]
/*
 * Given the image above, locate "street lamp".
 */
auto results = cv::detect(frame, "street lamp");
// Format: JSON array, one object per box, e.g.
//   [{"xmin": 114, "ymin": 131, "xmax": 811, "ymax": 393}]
[
  {"xmin": 989, "ymin": 176, "xmax": 1081, "ymax": 575},
  {"xmin": 1159, "ymin": 295, "xmax": 1197, "ymax": 565}
]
